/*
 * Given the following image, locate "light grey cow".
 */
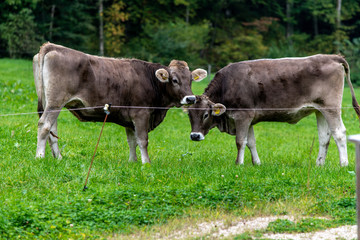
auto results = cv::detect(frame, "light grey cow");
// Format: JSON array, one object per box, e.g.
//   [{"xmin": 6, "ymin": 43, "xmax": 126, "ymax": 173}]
[{"xmin": 33, "ymin": 43, "xmax": 207, "ymax": 163}]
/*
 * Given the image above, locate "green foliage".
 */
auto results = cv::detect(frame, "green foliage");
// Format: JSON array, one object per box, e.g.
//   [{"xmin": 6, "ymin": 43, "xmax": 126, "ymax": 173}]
[
  {"xmin": 48, "ymin": 0, "xmax": 97, "ymax": 52},
  {"xmin": 305, "ymin": 0, "xmax": 336, "ymax": 24},
  {"xmin": 267, "ymin": 33, "xmax": 337, "ymax": 58},
  {"xmin": 213, "ymin": 27, "xmax": 267, "ymax": 66},
  {"xmin": 266, "ymin": 218, "xmax": 334, "ymax": 233},
  {"xmin": 338, "ymin": 37, "xmax": 360, "ymax": 84},
  {"xmin": 0, "ymin": 8, "xmax": 39, "ymax": 58},
  {"xmin": 267, "ymin": 219, "xmax": 296, "ymax": 233},
  {"xmin": 266, "ymin": 43, "xmax": 299, "ymax": 59},
  {"xmin": 233, "ymin": 232, "xmax": 253, "ymax": 240},
  {"xmin": 125, "ymin": 19, "xmax": 210, "ymax": 66},
  {"xmin": 306, "ymin": 34, "xmax": 337, "ymax": 54},
  {"xmin": 263, "ymin": 196, "xmax": 356, "ymax": 235},
  {"xmin": 1, "ymin": 0, "xmax": 360, "ymax": 76},
  {"xmin": 104, "ymin": 0, "xmax": 129, "ymax": 56}
]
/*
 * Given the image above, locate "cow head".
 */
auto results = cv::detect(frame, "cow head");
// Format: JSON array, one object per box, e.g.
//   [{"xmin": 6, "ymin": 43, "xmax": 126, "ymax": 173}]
[
  {"xmin": 187, "ymin": 96, "xmax": 226, "ymax": 141},
  {"xmin": 155, "ymin": 60, "xmax": 207, "ymax": 106}
]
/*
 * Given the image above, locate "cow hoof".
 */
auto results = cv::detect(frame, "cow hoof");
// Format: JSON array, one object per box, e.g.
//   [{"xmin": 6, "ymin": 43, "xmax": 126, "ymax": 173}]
[
  {"xmin": 316, "ymin": 157, "xmax": 325, "ymax": 166},
  {"xmin": 35, "ymin": 153, "xmax": 45, "ymax": 158},
  {"xmin": 52, "ymin": 152, "xmax": 62, "ymax": 160},
  {"xmin": 339, "ymin": 161, "xmax": 348, "ymax": 167},
  {"xmin": 235, "ymin": 161, "xmax": 244, "ymax": 165}
]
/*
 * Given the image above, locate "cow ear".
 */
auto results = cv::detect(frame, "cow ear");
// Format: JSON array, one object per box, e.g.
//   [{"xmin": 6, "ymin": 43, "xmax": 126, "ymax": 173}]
[
  {"xmin": 155, "ymin": 68, "xmax": 169, "ymax": 82},
  {"xmin": 191, "ymin": 69, "xmax": 207, "ymax": 82},
  {"xmin": 212, "ymin": 103, "xmax": 226, "ymax": 116}
]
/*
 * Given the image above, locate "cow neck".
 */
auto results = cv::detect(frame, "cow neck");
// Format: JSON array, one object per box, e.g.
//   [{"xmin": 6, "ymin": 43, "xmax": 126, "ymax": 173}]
[
  {"xmin": 203, "ymin": 72, "xmax": 223, "ymax": 104},
  {"xmin": 203, "ymin": 72, "xmax": 231, "ymax": 133},
  {"xmin": 160, "ymin": 82, "xmax": 175, "ymax": 108},
  {"xmin": 148, "ymin": 65, "xmax": 174, "ymax": 108}
]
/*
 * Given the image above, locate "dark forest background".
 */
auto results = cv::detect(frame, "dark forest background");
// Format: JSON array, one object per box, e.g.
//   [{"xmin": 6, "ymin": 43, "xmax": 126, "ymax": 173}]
[{"xmin": 1, "ymin": 0, "xmax": 360, "ymax": 81}]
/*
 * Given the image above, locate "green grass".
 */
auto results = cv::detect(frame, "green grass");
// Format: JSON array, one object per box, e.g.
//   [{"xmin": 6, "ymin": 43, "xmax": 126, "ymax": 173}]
[{"xmin": 0, "ymin": 58, "xmax": 359, "ymax": 239}]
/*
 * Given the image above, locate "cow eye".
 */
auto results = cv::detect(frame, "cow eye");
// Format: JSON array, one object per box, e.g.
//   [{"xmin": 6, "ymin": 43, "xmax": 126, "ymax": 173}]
[
  {"xmin": 172, "ymin": 78, "xmax": 179, "ymax": 84},
  {"xmin": 203, "ymin": 112, "xmax": 209, "ymax": 120}
]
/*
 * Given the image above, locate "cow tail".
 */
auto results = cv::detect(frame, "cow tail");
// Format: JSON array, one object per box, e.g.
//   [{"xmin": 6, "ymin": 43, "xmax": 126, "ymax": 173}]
[
  {"xmin": 36, "ymin": 42, "xmax": 50, "ymax": 118},
  {"xmin": 341, "ymin": 57, "xmax": 360, "ymax": 119}
]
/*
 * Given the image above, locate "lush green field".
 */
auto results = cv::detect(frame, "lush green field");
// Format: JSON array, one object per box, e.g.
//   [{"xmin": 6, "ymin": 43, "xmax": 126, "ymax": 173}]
[{"xmin": 0, "ymin": 58, "xmax": 359, "ymax": 239}]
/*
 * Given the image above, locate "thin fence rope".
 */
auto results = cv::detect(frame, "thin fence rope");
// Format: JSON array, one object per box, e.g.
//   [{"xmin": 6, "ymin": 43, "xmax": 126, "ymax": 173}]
[
  {"xmin": 0, "ymin": 106, "xmax": 104, "ymax": 117},
  {"xmin": 83, "ymin": 110, "xmax": 109, "ymax": 191},
  {"xmin": 0, "ymin": 105, "xmax": 358, "ymax": 117}
]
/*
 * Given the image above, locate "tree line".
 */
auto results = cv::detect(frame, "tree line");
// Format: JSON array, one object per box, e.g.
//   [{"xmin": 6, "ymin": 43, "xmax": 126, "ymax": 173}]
[{"xmin": 1, "ymin": 0, "xmax": 360, "ymax": 81}]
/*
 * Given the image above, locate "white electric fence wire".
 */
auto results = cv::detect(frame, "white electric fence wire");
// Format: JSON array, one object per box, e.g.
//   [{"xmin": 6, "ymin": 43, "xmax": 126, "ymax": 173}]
[{"xmin": 0, "ymin": 105, "xmax": 358, "ymax": 117}]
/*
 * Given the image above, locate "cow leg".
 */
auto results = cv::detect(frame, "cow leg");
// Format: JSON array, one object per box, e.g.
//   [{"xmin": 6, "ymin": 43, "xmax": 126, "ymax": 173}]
[
  {"xmin": 36, "ymin": 109, "xmax": 60, "ymax": 158},
  {"xmin": 247, "ymin": 125, "xmax": 261, "ymax": 165},
  {"xmin": 235, "ymin": 119, "xmax": 251, "ymax": 165},
  {"xmin": 320, "ymin": 109, "xmax": 348, "ymax": 167},
  {"xmin": 133, "ymin": 115, "xmax": 151, "ymax": 164},
  {"xmin": 48, "ymin": 120, "xmax": 62, "ymax": 159},
  {"xmin": 125, "ymin": 127, "xmax": 138, "ymax": 162},
  {"xmin": 315, "ymin": 111, "xmax": 331, "ymax": 166}
]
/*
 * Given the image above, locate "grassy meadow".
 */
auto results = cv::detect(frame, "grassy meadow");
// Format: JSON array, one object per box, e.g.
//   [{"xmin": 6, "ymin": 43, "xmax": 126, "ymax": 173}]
[{"xmin": 0, "ymin": 58, "xmax": 359, "ymax": 239}]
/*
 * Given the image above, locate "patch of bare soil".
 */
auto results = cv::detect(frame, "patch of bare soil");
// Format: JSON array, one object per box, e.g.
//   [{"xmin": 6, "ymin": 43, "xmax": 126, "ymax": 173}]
[{"xmin": 155, "ymin": 216, "xmax": 356, "ymax": 240}]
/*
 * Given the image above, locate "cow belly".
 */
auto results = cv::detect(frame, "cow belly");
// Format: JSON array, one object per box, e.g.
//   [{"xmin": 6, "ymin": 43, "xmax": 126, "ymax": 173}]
[
  {"xmin": 221, "ymin": 107, "xmax": 316, "ymax": 135},
  {"xmin": 65, "ymin": 98, "xmax": 116, "ymax": 122},
  {"xmin": 254, "ymin": 107, "xmax": 316, "ymax": 124}
]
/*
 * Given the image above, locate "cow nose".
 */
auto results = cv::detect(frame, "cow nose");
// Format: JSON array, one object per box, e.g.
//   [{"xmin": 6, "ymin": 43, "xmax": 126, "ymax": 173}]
[
  {"xmin": 186, "ymin": 96, "xmax": 196, "ymax": 104},
  {"xmin": 190, "ymin": 132, "xmax": 204, "ymax": 141},
  {"xmin": 181, "ymin": 95, "xmax": 196, "ymax": 105}
]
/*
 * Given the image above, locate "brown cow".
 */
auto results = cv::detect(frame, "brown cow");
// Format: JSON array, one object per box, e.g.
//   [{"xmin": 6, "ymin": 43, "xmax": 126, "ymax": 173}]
[
  {"xmin": 187, "ymin": 55, "xmax": 360, "ymax": 166},
  {"xmin": 33, "ymin": 43, "xmax": 207, "ymax": 163}
]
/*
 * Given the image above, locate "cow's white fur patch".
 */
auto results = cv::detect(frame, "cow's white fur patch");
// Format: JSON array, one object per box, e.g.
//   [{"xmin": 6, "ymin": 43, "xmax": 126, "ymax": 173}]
[
  {"xmin": 316, "ymin": 113, "xmax": 331, "ymax": 166},
  {"xmin": 237, "ymin": 144, "xmax": 246, "ymax": 165},
  {"xmin": 331, "ymin": 123, "xmax": 348, "ymax": 167},
  {"xmin": 42, "ymin": 62, "xmax": 51, "ymax": 106}
]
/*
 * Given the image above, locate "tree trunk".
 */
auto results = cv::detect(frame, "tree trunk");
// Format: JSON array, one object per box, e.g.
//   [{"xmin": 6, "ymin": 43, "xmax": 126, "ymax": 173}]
[
  {"xmin": 99, "ymin": 0, "xmax": 104, "ymax": 56},
  {"xmin": 49, "ymin": 4, "xmax": 56, "ymax": 41},
  {"xmin": 335, "ymin": 0, "xmax": 342, "ymax": 52},
  {"xmin": 336, "ymin": 0, "xmax": 341, "ymax": 30},
  {"xmin": 185, "ymin": 5, "xmax": 189, "ymax": 23},
  {"xmin": 313, "ymin": 14, "xmax": 318, "ymax": 36},
  {"xmin": 286, "ymin": 0, "xmax": 293, "ymax": 44}
]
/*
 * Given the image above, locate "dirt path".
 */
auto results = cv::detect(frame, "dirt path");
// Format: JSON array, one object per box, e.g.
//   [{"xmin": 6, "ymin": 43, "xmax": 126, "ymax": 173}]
[{"xmin": 156, "ymin": 216, "xmax": 357, "ymax": 239}]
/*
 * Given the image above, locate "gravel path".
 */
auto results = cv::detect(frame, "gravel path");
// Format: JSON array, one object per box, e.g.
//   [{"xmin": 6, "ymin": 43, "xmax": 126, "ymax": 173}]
[
  {"xmin": 156, "ymin": 216, "xmax": 357, "ymax": 239},
  {"xmin": 262, "ymin": 225, "xmax": 356, "ymax": 239}
]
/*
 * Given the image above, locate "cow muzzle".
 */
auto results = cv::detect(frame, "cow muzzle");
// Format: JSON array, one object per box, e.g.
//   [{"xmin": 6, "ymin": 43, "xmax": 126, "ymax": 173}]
[
  {"xmin": 190, "ymin": 132, "xmax": 205, "ymax": 141},
  {"xmin": 181, "ymin": 95, "xmax": 196, "ymax": 105}
]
